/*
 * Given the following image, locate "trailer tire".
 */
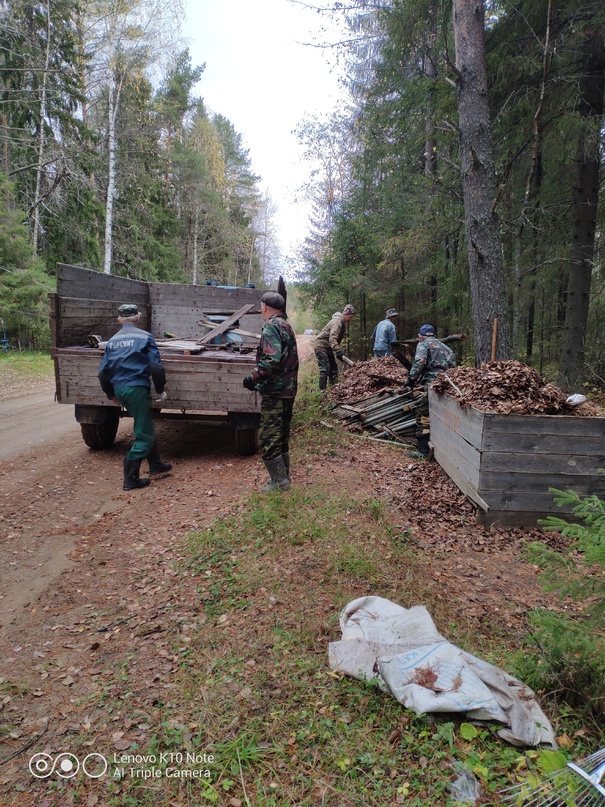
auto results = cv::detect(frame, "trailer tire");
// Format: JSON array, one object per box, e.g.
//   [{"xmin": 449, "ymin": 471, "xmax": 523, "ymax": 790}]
[
  {"xmin": 80, "ymin": 409, "xmax": 120, "ymax": 450},
  {"xmin": 234, "ymin": 427, "xmax": 259, "ymax": 456}
]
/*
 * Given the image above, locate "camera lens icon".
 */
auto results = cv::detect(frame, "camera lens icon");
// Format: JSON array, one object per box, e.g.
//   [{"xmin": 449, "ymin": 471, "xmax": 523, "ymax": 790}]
[{"xmin": 29, "ymin": 752, "xmax": 80, "ymax": 778}]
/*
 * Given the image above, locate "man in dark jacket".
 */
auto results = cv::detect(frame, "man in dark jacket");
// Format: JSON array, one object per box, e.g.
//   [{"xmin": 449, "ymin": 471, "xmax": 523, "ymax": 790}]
[
  {"xmin": 402, "ymin": 323, "xmax": 456, "ymax": 458},
  {"xmin": 243, "ymin": 292, "xmax": 299, "ymax": 491},
  {"xmin": 98, "ymin": 303, "xmax": 172, "ymax": 490}
]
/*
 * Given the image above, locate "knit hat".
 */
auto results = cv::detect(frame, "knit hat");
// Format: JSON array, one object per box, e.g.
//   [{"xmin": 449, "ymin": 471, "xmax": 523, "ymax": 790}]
[
  {"xmin": 419, "ymin": 324, "xmax": 436, "ymax": 336},
  {"xmin": 342, "ymin": 304, "xmax": 355, "ymax": 315},
  {"xmin": 260, "ymin": 292, "xmax": 286, "ymax": 311},
  {"xmin": 386, "ymin": 308, "xmax": 398, "ymax": 318},
  {"xmin": 118, "ymin": 304, "xmax": 139, "ymax": 317}
]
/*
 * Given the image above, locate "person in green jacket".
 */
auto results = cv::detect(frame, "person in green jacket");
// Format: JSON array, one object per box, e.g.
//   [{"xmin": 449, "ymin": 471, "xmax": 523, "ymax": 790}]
[
  {"xmin": 243, "ymin": 292, "xmax": 299, "ymax": 491},
  {"xmin": 402, "ymin": 324, "xmax": 456, "ymax": 458},
  {"xmin": 313, "ymin": 304, "xmax": 355, "ymax": 391}
]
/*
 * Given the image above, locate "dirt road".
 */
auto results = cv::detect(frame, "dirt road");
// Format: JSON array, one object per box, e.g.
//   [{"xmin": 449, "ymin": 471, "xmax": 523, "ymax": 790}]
[{"xmin": 0, "ymin": 380, "xmax": 75, "ymax": 460}]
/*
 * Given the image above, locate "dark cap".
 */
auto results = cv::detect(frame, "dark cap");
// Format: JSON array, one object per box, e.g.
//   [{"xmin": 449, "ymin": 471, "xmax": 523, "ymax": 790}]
[
  {"xmin": 260, "ymin": 292, "xmax": 286, "ymax": 311},
  {"xmin": 342, "ymin": 304, "xmax": 355, "ymax": 315},
  {"xmin": 118, "ymin": 304, "xmax": 139, "ymax": 317},
  {"xmin": 419, "ymin": 324, "xmax": 436, "ymax": 336},
  {"xmin": 386, "ymin": 308, "xmax": 398, "ymax": 318}
]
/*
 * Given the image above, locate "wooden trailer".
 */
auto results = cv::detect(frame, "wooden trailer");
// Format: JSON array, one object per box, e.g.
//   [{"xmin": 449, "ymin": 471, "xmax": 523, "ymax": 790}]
[
  {"xmin": 50, "ymin": 263, "xmax": 270, "ymax": 455},
  {"xmin": 428, "ymin": 388, "xmax": 605, "ymax": 527}
]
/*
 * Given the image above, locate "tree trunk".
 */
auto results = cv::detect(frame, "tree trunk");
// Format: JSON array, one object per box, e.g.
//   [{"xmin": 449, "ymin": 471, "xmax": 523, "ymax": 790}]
[
  {"xmin": 103, "ymin": 80, "xmax": 119, "ymax": 275},
  {"xmin": 192, "ymin": 207, "xmax": 199, "ymax": 285},
  {"xmin": 32, "ymin": 0, "xmax": 51, "ymax": 254},
  {"xmin": 557, "ymin": 30, "xmax": 605, "ymax": 389},
  {"xmin": 453, "ymin": 0, "xmax": 511, "ymax": 363}
]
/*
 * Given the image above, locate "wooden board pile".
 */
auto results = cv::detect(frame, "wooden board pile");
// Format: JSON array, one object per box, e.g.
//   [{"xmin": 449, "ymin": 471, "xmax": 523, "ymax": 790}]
[
  {"xmin": 328, "ymin": 357, "xmax": 418, "ymax": 443},
  {"xmin": 431, "ymin": 360, "xmax": 600, "ymax": 416},
  {"xmin": 331, "ymin": 389, "xmax": 420, "ymax": 443}
]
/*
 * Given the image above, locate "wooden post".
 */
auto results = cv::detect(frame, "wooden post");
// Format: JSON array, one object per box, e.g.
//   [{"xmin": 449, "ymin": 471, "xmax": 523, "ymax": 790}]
[{"xmin": 490, "ymin": 318, "xmax": 498, "ymax": 362}]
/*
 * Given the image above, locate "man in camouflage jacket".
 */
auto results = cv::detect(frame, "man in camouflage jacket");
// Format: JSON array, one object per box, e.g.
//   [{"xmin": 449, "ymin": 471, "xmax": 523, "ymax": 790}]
[
  {"xmin": 243, "ymin": 292, "xmax": 299, "ymax": 491},
  {"xmin": 402, "ymin": 323, "xmax": 456, "ymax": 458},
  {"xmin": 313, "ymin": 303, "xmax": 355, "ymax": 391}
]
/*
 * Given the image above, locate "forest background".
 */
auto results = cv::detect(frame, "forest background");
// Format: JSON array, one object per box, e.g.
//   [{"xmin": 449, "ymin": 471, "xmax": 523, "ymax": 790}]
[{"xmin": 0, "ymin": 0, "xmax": 604, "ymax": 390}]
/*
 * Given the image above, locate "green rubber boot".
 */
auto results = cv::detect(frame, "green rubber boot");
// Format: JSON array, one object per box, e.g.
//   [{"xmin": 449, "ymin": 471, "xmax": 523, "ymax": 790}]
[{"xmin": 262, "ymin": 456, "xmax": 291, "ymax": 492}]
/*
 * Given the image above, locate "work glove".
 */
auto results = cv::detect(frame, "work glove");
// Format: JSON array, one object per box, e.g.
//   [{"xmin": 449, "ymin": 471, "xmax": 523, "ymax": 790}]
[
  {"xmin": 155, "ymin": 391, "xmax": 167, "ymax": 403},
  {"xmin": 402, "ymin": 378, "xmax": 415, "ymax": 391},
  {"xmin": 335, "ymin": 350, "xmax": 344, "ymax": 361},
  {"xmin": 243, "ymin": 375, "xmax": 257, "ymax": 391}
]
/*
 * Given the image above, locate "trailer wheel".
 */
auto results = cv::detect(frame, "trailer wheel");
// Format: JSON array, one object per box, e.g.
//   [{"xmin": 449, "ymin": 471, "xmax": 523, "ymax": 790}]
[
  {"xmin": 234, "ymin": 427, "xmax": 259, "ymax": 456},
  {"xmin": 80, "ymin": 408, "xmax": 120, "ymax": 450}
]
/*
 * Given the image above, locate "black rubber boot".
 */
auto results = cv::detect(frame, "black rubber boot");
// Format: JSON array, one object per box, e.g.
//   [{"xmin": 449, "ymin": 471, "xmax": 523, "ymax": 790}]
[
  {"xmin": 418, "ymin": 435, "xmax": 431, "ymax": 458},
  {"xmin": 123, "ymin": 458, "xmax": 150, "ymax": 490},
  {"xmin": 262, "ymin": 456, "xmax": 291, "ymax": 492},
  {"xmin": 147, "ymin": 444, "xmax": 172, "ymax": 475},
  {"xmin": 405, "ymin": 436, "xmax": 431, "ymax": 460},
  {"xmin": 319, "ymin": 375, "xmax": 328, "ymax": 392},
  {"xmin": 282, "ymin": 452, "xmax": 290, "ymax": 480}
]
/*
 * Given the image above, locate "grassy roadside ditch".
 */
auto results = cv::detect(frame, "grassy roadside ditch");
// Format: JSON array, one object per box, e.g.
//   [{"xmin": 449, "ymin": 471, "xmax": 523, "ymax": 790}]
[{"xmin": 0, "ymin": 350, "xmax": 53, "ymax": 387}]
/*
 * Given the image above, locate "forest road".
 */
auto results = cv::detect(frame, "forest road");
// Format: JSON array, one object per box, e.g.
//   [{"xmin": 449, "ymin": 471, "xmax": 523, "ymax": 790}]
[
  {"xmin": 0, "ymin": 334, "xmax": 315, "ymax": 637},
  {"xmin": 0, "ymin": 379, "xmax": 74, "ymax": 460}
]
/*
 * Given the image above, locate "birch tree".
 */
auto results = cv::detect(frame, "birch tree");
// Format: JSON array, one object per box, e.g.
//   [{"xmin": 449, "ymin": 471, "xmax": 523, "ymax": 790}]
[{"xmin": 83, "ymin": 0, "xmax": 183, "ymax": 274}]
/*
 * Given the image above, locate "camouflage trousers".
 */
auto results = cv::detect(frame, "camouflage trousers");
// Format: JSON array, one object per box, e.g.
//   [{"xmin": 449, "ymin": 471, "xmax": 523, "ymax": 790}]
[
  {"xmin": 415, "ymin": 388, "xmax": 430, "ymax": 439},
  {"xmin": 260, "ymin": 396, "xmax": 295, "ymax": 461},
  {"xmin": 314, "ymin": 348, "xmax": 339, "ymax": 386}
]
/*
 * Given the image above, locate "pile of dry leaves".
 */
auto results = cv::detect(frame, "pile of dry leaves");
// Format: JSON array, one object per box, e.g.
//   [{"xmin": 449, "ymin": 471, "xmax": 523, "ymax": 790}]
[
  {"xmin": 329, "ymin": 356, "xmax": 408, "ymax": 403},
  {"xmin": 432, "ymin": 360, "xmax": 600, "ymax": 416}
]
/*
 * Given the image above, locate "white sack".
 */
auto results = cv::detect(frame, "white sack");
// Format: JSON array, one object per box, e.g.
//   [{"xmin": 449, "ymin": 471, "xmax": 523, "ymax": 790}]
[{"xmin": 328, "ymin": 596, "xmax": 556, "ymax": 748}]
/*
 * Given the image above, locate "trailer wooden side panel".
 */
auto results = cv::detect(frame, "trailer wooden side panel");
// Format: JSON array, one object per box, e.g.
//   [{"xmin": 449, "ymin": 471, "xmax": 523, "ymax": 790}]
[
  {"xmin": 54, "ymin": 349, "xmax": 260, "ymax": 413},
  {"xmin": 148, "ymin": 281, "xmax": 264, "ymax": 339}
]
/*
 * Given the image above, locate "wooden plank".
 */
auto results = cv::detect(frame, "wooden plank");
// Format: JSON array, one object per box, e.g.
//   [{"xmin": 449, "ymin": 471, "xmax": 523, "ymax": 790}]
[
  {"xmin": 57, "ymin": 263, "xmax": 148, "ymax": 303},
  {"xmin": 482, "ymin": 411, "xmax": 605, "ymax": 438},
  {"xmin": 430, "ymin": 409, "xmax": 481, "ymax": 477},
  {"xmin": 481, "ymin": 451, "xmax": 605, "ymax": 475},
  {"xmin": 428, "ymin": 390, "xmax": 485, "ymax": 449},
  {"xmin": 57, "ymin": 296, "xmax": 151, "ymax": 347},
  {"xmin": 433, "ymin": 443, "xmax": 488, "ymax": 511},
  {"xmin": 483, "ymin": 432, "xmax": 605, "ymax": 454},
  {"xmin": 148, "ymin": 281, "xmax": 263, "ymax": 310},
  {"xmin": 481, "ymin": 488, "xmax": 605, "ymax": 511},
  {"xmin": 431, "ymin": 422, "xmax": 481, "ymax": 487},
  {"xmin": 196, "ymin": 304, "xmax": 254, "ymax": 344},
  {"xmin": 476, "ymin": 510, "xmax": 555, "ymax": 527},
  {"xmin": 479, "ymin": 469, "xmax": 605, "ymax": 494}
]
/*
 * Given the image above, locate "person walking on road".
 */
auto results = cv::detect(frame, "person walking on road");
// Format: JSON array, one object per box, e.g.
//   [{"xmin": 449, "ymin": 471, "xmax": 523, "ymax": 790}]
[
  {"xmin": 313, "ymin": 304, "xmax": 355, "ymax": 391},
  {"xmin": 98, "ymin": 303, "xmax": 172, "ymax": 490},
  {"xmin": 242, "ymin": 292, "xmax": 299, "ymax": 491},
  {"xmin": 372, "ymin": 308, "xmax": 399, "ymax": 357},
  {"xmin": 402, "ymin": 323, "xmax": 456, "ymax": 459}
]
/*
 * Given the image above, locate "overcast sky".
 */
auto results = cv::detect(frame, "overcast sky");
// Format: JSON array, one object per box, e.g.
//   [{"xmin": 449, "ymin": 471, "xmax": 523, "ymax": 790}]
[{"xmin": 182, "ymin": 0, "xmax": 345, "ymax": 266}]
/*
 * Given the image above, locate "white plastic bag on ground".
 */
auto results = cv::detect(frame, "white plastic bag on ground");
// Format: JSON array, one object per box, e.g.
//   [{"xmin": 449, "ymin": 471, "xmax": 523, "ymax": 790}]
[{"xmin": 328, "ymin": 596, "xmax": 556, "ymax": 748}]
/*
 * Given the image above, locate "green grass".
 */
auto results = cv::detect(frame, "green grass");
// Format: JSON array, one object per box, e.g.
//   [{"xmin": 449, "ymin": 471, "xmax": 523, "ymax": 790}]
[
  {"xmin": 81, "ymin": 479, "xmax": 596, "ymax": 805},
  {"xmin": 0, "ymin": 349, "xmax": 53, "ymax": 384}
]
